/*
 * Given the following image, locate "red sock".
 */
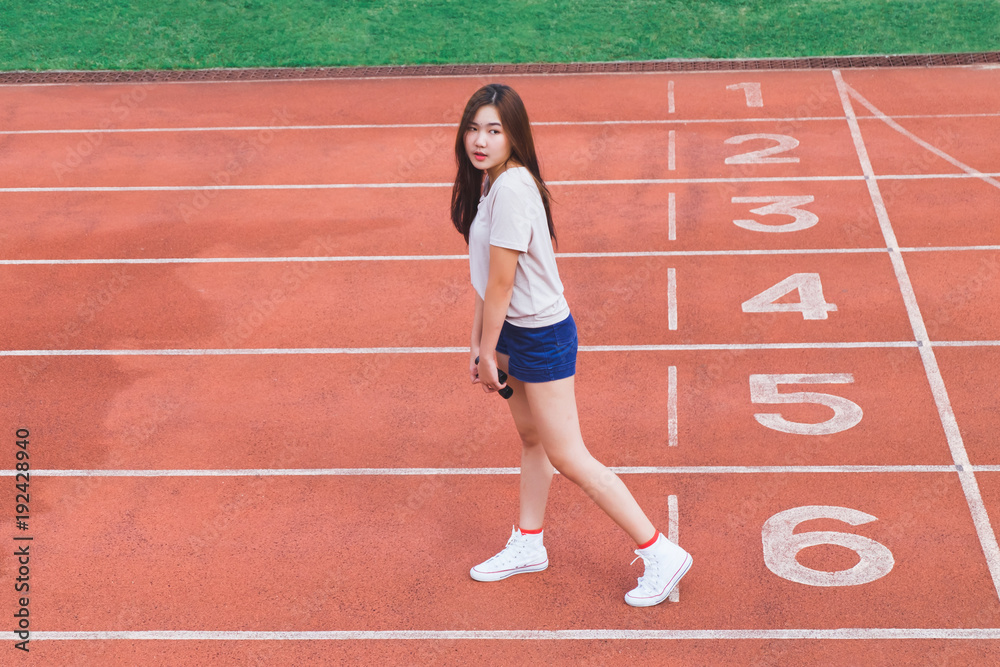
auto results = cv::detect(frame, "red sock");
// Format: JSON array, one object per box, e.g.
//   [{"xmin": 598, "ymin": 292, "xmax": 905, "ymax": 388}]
[
  {"xmin": 637, "ymin": 530, "xmax": 660, "ymax": 549},
  {"xmin": 519, "ymin": 526, "xmax": 543, "ymax": 535}
]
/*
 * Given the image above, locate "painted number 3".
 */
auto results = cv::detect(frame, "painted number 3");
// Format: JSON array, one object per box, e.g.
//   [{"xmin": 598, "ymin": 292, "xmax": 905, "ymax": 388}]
[
  {"xmin": 732, "ymin": 196, "xmax": 818, "ymax": 233},
  {"xmin": 762, "ymin": 506, "xmax": 894, "ymax": 587}
]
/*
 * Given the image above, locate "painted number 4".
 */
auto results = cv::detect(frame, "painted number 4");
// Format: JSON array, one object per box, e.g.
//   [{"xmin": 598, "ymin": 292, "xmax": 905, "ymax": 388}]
[{"xmin": 742, "ymin": 273, "xmax": 837, "ymax": 320}]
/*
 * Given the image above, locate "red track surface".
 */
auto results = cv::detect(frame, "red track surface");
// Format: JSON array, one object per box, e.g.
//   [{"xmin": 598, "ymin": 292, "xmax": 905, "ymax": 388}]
[{"xmin": 2, "ymin": 65, "xmax": 1000, "ymax": 664}]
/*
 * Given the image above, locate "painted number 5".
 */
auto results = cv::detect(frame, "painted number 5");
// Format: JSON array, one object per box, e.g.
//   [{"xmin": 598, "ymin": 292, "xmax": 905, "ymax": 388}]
[
  {"xmin": 763, "ymin": 506, "xmax": 894, "ymax": 587},
  {"xmin": 750, "ymin": 373, "xmax": 863, "ymax": 435}
]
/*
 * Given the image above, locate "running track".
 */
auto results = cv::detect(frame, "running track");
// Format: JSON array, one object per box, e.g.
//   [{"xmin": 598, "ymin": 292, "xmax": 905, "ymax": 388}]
[{"xmin": 2, "ymin": 65, "xmax": 1000, "ymax": 665}]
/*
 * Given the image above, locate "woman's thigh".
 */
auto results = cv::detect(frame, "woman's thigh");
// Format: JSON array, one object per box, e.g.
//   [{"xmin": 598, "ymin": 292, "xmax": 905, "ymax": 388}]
[
  {"xmin": 521, "ymin": 376, "xmax": 589, "ymax": 465},
  {"xmin": 497, "ymin": 352, "xmax": 539, "ymax": 445}
]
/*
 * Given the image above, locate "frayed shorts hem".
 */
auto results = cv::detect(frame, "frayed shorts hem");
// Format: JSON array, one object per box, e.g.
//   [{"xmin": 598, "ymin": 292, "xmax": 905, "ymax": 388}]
[{"xmin": 495, "ymin": 313, "xmax": 578, "ymax": 384}]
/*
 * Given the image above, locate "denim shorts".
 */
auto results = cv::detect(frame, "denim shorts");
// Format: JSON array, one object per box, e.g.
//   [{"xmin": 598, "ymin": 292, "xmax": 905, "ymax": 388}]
[{"xmin": 495, "ymin": 313, "xmax": 578, "ymax": 383}]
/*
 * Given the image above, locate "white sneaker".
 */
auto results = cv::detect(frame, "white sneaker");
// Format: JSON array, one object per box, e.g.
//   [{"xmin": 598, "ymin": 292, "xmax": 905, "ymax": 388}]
[
  {"xmin": 624, "ymin": 532, "xmax": 692, "ymax": 607},
  {"xmin": 470, "ymin": 526, "xmax": 548, "ymax": 582}
]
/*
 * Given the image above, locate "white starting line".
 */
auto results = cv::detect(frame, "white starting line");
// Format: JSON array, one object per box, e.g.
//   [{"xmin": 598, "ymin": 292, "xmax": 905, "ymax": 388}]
[
  {"xmin": 0, "ymin": 464, "xmax": 967, "ymax": 478},
  {"xmin": 7, "ymin": 628, "xmax": 1000, "ymax": 641}
]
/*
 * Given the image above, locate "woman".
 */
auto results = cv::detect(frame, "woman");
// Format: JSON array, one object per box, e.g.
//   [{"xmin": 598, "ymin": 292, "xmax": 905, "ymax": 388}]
[{"xmin": 451, "ymin": 83, "xmax": 692, "ymax": 607}]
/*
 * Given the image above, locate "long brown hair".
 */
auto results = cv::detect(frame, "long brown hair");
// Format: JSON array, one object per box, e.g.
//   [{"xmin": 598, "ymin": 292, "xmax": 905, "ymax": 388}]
[{"xmin": 450, "ymin": 83, "xmax": 555, "ymax": 245}]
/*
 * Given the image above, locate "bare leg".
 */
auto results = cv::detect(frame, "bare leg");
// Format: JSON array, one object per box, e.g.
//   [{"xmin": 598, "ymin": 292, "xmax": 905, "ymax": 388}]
[
  {"xmin": 497, "ymin": 353, "xmax": 554, "ymax": 531},
  {"xmin": 522, "ymin": 375, "xmax": 656, "ymax": 545}
]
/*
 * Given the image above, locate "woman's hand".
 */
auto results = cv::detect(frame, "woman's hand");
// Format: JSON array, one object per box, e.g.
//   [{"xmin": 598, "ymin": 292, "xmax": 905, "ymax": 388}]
[
  {"xmin": 469, "ymin": 351, "xmax": 481, "ymax": 385},
  {"xmin": 476, "ymin": 353, "xmax": 507, "ymax": 394}
]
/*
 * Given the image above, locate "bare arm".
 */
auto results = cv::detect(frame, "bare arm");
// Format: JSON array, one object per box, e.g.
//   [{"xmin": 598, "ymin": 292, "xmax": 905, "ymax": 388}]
[
  {"xmin": 477, "ymin": 244, "xmax": 520, "ymax": 392},
  {"xmin": 469, "ymin": 292, "xmax": 484, "ymax": 384}
]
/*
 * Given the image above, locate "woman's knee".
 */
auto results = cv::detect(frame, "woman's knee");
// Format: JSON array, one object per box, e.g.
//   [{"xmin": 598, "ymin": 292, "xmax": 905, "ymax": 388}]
[
  {"xmin": 550, "ymin": 452, "xmax": 607, "ymax": 488},
  {"xmin": 546, "ymin": 450, "xmax": 587, "ymax": 482},
  {"xmin": 518, "ymin": 426, "xmax": 542, "ymax": 449}
]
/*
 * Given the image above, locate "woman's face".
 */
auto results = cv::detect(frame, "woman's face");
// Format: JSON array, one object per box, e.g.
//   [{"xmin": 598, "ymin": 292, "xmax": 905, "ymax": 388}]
[{"xmin": 464, "ymin": 104, "xmax": 512, "ymax": 178}]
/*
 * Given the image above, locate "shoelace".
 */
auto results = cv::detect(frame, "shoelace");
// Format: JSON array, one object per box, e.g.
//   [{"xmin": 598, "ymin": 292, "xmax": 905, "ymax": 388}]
[
  {"xmin": 630, "ymin": 551, "xmax": 663, "ymax": 593},
  {"xmin": 484, "ymin": 533, "xmax": 527, "ymax": 566}
]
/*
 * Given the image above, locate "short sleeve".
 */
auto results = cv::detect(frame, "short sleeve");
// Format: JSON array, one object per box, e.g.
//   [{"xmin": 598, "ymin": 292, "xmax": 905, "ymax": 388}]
[{"xmin": 488, "ymin": 182, "xmax": 533, "ymax": 252}]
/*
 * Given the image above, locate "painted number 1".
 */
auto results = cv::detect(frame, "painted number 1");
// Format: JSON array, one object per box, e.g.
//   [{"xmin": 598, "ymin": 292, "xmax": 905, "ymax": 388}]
[{"xmin": 727, "ymin": 82, "xmax": 763, "ymax": 107}]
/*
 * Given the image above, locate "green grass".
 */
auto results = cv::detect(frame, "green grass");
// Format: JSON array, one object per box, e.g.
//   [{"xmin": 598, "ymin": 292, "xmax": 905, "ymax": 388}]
[{"xmin": 1, "ymin": 0, "xmax": 997, "ymax": 71}]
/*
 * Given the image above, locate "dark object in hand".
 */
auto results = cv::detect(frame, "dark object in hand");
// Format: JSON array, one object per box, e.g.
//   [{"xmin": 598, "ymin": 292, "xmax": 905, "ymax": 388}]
[{"xmin": 475, "ymin": 356, "xmax": 514, "ymax": 399}]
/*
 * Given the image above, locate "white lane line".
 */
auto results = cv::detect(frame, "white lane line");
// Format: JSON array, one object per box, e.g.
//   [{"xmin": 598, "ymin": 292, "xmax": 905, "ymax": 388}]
[
  {"xmin": 0, "ymin": 342, "xmax": 921, "ymax": 357},
  {"xmin": 0, "ymin": 123, "xmax": 454, "ymax": 134},
  {"xmin": 16, "ymin": 628, "xmax": 1000, "ymax": 640},
  {"xmin": 612, "ymin": 465, "xmax": 955, "ymax": 474},
  {"xmin": 9, "ymin": 465, "xmax": 957, "ymax": 478},
  {"xmin": 17, "ymin": 468, "xmax": 522, "ymax": 477},
  {"xmin": 834, "ymin": 69, "xmax": 1000, "ymax": 600},
  {"xmin": 932, "ymin": 340, "xmax": 1000, "ymax": 347},
  {"xmin": 668, "ymin": 366, "xmax": 678, "ymax": 447},
  {"xmin": 879, "ymin": 172, "xmax": 1000, "ymax": 180},
  {"xmin": 0, "ymin": 347, "xmax": 471, "ymax": 357},
  {"xmin": 668, "ymin": 130, "xmax": 676, "ymax": 171},
  {"xmin": 667, "ymin": 268, "xmax": 678, "ymax": 330},
  {"xmin": 0, "ymin": 245, "xmax": 981, "ymax": 270},
  {"xmin": 589, "ymin": 246, "xmax": 881, "ymax": 258},
  {"xmin": 667, "ymin": 80, "xmax": 675, "ymax": 114},
  {"xmin": 6, "ymin": 173, "xmax": 998, "ymax": 193},
  {"xmin": 668, "ymin": 192, "xmax": 677, "ymax": 241},
  {"xmin": 0, "ymin": 248, "xmax": 888, "ymax": 265},
  {"xmin": 580, "ymin": 342, "xmax": 917, "ymax": 351},
  {"xmin": 668, "ymin": 494, "xmax": 680, "ymax": 602},
  {"xmin": 555, "ymin": 173, "xmax": 1000, "ymax": 184},
  {"xmin": 901, "ymin": 245, "xmax": 1000, "ymax": 253},
  {"xmin": 846, "ymin": 84, "xmax": 1000, "ymax": 191},
  {"xmin": 3, "ymin": 113, "xmax": 997, "ymax": 136},
  {"xmin": 0, "ymin": 118, "xmax": 845, "ymax": 136},
  {"xmin": 0, "ymin": 255, "xmax": 469, "ymax": 265},
  {"xmin": 0, "ymin": 183, "xmax": 453, "ymax": 192},
  {"xmin": 887, "ymin": 113, "xmax": 1000, "ymax": 120}
]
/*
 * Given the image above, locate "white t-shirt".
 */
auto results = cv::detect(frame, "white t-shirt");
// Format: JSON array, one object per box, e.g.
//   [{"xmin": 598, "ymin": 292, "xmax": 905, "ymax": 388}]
[{"xmin": 469, "ymin": 167, "xmax": 570, "ymax": 328}]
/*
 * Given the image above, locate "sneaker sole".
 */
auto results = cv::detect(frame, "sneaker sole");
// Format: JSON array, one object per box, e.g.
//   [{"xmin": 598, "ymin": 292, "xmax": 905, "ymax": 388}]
[
  {"xmin": 470, "ymin": 559, "xmax": 549, "ymax": 582},
  {"xmin": 624, "ymin": 553, "xmax": 693, "ymax": 607}
]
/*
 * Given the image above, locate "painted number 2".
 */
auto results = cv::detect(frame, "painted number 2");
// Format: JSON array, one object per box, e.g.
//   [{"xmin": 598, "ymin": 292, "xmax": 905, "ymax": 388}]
[
  {"xmin": 762, "ymin": 506, "xmax": 894, "ymax": 586},
  {"xmin": 725, "ymin": 134, "xmax": 800, "ymax": 164},
  {"xmin": 749, "ymin": 373, "xmax": 863, "ymax": 435}
]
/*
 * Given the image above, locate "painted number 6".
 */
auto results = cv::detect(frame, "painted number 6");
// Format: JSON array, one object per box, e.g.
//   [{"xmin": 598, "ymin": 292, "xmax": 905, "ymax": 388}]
[
  {"xmin": 750, "ymin": 373, "xmax": 863, "ymax": 435},
  {"xmin": 762, "ymin": 506, "xmax": 894, "ymax": 586}
]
